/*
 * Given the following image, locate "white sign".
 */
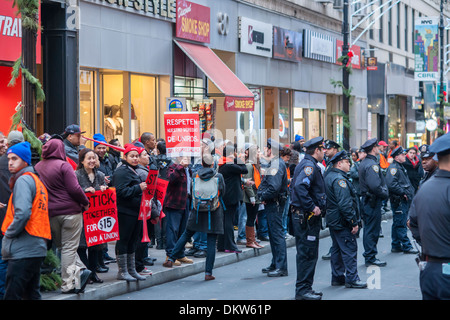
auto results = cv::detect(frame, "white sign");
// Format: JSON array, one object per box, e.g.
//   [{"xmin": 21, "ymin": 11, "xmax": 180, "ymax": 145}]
[
  {"xmin": 303, "ymin": 29, "xmax": 336, "ymax": 63},
  {"xmin": 239, "ymin": 16, "xmax": 272, "ymax": 58}
]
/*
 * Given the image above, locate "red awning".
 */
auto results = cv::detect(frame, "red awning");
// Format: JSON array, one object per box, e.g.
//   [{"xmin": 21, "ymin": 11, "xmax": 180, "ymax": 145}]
[{"xmin": 174, "ymin": 40, "xmax": 254, "ymax": 112}]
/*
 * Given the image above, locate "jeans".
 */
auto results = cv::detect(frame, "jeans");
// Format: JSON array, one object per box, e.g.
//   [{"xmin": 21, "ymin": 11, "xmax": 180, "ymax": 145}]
[
  {"xmin": 4, "ymin": 257, "xmax": 44, "ymax": 300},
  {"xmin": 0, "ymin": 236, "xmax": 8, "ymax": 299},
  {"xmin": 257, "ymin": 207, "xmax": 269, "ymax": 239},
  {"xmin": 169, "ymin": 229, "xmax": 218, "ymax": 275},
  {"xmin": 265, "ymin": 201, "xmax": 287, "ymax": 271},
  {"xmin": 165, "ymin": 198, "xmax": 190, "ymax": 257},
  {"xmin": 282, "ymin": 195, "xmax": 290, "ymax": 235},
  {"xmin": 237, "ymin": 202, "xmax": 247, "ymax": 241},
  {"xmin": 193, "ymin": 232, "xmax": 207, "ymax": 251},
  {"xmin": 391, "ymin": 200, "xmax": 413, "ymax": 251}
]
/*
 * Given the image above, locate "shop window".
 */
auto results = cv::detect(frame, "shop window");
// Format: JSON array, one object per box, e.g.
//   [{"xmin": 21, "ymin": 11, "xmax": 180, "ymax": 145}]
[
  {"xmin": 79, "ymin": 69, "xmax": 95, "ymax": 142},
  {"xmin": 279, "ymin": 89, "xmax": 291, "ymax": 145},
  {"xmin": 130, "ymin": 74, "xmax": 157, "ymax": 142},
  {"xmin": 102, "ymin": 73, "xmax": 124, "ymax": 146},
  {"xmin": 293, "ymin": 107, "xmax": 304, "ymax": 139},
  {"xmin": 308, "ymin": 109, "xmax": 322, "ymax": 139}
]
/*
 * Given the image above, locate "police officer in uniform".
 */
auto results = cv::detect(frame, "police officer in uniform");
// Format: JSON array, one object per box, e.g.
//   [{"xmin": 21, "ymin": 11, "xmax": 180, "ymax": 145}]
[
  {"xmin": 385, "ymin": 147, "xmax": 417, "ymax": 254},
  {"xmin": 258, "ymin": 138, "xmax": 288, "ymax": 277},
  {"xmin": 323, "ymin": 139, "xmax": 340, "ymax": 178},
  {"xmin": 324, "ymin": 151, "xmax": 366, "ymax": 288},
  {"xmin": 358, "ymin": 138, "xmax": 389, "ymax": 267},
  {"xmin": 418, "ymin": 144, "xmax": 438, "ymax": 188},
  {"xmin": 290, "ymin": 136, "xmax": 326, "ymax": 300},
  {"xmin": 408, "ymin": 132, "xmax": 450, "ymax": 300}
]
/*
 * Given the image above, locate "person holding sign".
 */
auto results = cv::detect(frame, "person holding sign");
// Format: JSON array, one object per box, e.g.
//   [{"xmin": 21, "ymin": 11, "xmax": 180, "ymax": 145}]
[
  {"xmin": 112, "ymin": 144, "xmax": 147, "ymax": 282},
  {"xmin": 75, "ymin": 148, "xmax": 108, "ymax": 284}
]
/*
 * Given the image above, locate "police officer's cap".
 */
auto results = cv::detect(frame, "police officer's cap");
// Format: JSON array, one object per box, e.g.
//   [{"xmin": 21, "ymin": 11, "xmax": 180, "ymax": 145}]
[
  {"xmin": 360, "ymin": 138, "xmax": 378, "ymax": 150},
  {"xmin": 419, "ymin": 144, "xmax": 435, "ymax": 159},
  {"xmin": 267, "ymin": 138, "xmax": 281, "ymax": 151},
  {"xmin": 391, "ymin": 146, "xmax": 405, "ymax": 158},
  {"xmin": 303, "ymin": 136, "xmax": 324, "ymax": 150},
  {"xmin": 324, "ymin": 139, "xmax": 340, "ymax": 150},
  {"xmin": 429, "ymin": 132, "xmax": 450, "ymax": 156},
  {"xmin": 329, "ymin": 150, "xmax": 350, "ymax": 165}
]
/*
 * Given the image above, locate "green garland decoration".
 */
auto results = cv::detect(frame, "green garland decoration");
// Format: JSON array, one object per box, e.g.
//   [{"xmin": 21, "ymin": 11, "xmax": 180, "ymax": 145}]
[
  {"xmin": 40, "ymin": 250, "xmax": 62, "ymax": 292},
  {"xmin": 9, "ymin": 103, "xmax": 43, "ymax": 157},
  {"xmin": 436, "ymin": 93, "xmax": 449, "ymax": 135}
]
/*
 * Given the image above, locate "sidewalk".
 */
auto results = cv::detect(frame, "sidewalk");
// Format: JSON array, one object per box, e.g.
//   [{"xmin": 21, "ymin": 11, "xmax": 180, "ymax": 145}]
[{"xmin": 42, "ymin": 228, "xmax": 330, "ymax": 300}]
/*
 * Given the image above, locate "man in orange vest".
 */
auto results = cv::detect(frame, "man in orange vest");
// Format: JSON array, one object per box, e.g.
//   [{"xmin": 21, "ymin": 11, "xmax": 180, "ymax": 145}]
[{"xmin": 1, "ymin": 141, "xmax": 51, "ymax": 300}]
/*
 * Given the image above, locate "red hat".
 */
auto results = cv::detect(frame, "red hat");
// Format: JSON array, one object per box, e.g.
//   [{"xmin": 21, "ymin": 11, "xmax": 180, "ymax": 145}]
[
  {"xmin": 378, "ymin": 141, "xmax": 388, "ymax": 146},
  {"xmin": 124, "ymin": 143, "xmax": 140, "ymax": 155}
]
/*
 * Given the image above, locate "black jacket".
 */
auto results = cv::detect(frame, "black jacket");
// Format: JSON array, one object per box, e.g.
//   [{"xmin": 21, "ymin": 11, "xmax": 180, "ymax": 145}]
[
  {"xmin": 325, "ymin": 168, "xmax": 360, "ymax": 230},
  {"xmin": 290, "ymin": 154, "xmax": 326, "ymax": 213},
  {"xmin": 257, "ymin": 157, "xmax": 288, "ymax": 202},
  {"xmin": 358, "ymin": 154, "xmax": 389, "ymax": 200},
  {"xmin": 402, "ymin": 156, "xmax": 424, "ymax": 192},
  {"xmin": 112, "ymin": 160, "xmax": 143, "ymax": 217},
  {"xmin": 385, "ymin": 161, "xmax": 415, "ymax": 203},
  {"xmin": 218, "ymin": 158, "xmax": 248, "ymax": 206}
]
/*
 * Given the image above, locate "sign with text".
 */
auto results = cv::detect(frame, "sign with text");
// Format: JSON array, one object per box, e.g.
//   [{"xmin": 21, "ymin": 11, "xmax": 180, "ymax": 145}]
[
  {"xmin": 367, "ymin": 57, "xmax": 378, "ymax": 71},
  {"xmin": 155, "ymin": 178, "xmax": 169, "ymax": 211},
  {"xmin": 336, "ymin": 40, "xmax": 361, "ymax": 69},
  {"xmin": 239, "ymin": 16, "xmax": 273, "ymax": 58},
  {"xmin": 224, "ymin": 96, "xmax": 255, "ymax": 112},
  {"xmin": 176, "ymin": 0, "xmax": 210, "ymax": 43},
  {"xmin": 303, "ymin": 29, "xmax": 336, "ymax": 63},
  {"xmin": 139, "ymin": 169, "xmax": 159, "ymax": 220},
  {"xmin": 273, "ymin": 26, "xmax": 302, "ymax": 62},
  {"xmin": 414, "ymin": 17, "xmax": 439, "ymax": 81},
  {"xmin": 83, "ymin": 188, "xmax": 119, "ymax": 247},
  {"xmin": 164, "ymin": 112, "xmax": 201, "ymax": 157},
  {"xmin": 0, "ymin": 2, "xmax": 41, "ymax": 63}
]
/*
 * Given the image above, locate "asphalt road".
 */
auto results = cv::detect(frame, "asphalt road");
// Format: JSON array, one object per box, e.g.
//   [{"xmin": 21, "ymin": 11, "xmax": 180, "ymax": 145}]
[{"xmin": 109, "ymin": 218, "xmax": 422, "ymax": 301}]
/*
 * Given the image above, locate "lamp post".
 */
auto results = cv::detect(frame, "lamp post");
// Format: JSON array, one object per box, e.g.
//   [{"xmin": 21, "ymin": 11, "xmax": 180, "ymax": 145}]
[
  {"xmin": 439, "ymin": 0, "xmax": 447, "ymax": 136},
  {"xmin": 342, "ymin": 0, "xmax": 350, "ymax": 151}
]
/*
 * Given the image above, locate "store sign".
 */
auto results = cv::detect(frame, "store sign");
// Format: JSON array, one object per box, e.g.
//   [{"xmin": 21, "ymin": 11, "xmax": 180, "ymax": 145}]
[
  {"xmin": 176, "ymin": 0, "xmax": 210, "ymax": 43},
  {"xmin": 414, "ymin": 17, "xmax": 439, "ymax": 81},
  {"xmin": 224, "ymin": 96, "xmax": 255, "ymax": 112},
  {"xmin": 303, "ymin": 29, "xmax": 336, "ymax": 63},
  {"xmin": 86, "ymin": 0, "xmax": 176, "ymax": 20},
  {"xmin": 164, "ymin": 112, "xmax": 201, "ymax": 157},
  {"xmin": 336, "ymin": 40, "xmax": 361, "ymax": 69},
  {"xmin": 273, "ymin": 26, "xmax": 302, "ymax": 62},
  {"xmin": 367, "ymin": 57, "xmax": 378, "ymax": 71},
  {"xmin": 239, "ymin": 16, "xmax": 272, "ymax": 58},
  {"xmin": 0, "ymin": 2, "xmax": 41, "ymax": 63},
  {"xmin": 83, "ymin": 188, "xmax": 120, "ymax": 247},
  {"xmin": 166, "ymin": 97, "xmax": 186, "ymax": 112}
]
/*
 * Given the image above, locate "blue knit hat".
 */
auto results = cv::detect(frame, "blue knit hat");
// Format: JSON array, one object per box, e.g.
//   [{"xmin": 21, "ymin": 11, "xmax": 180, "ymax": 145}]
[
  {"xmin": 7, "ymin": 141, "xmax": 32, "ymax": 165},
  {"xmin": 93, "ymin": 133, "xmax": 107, "ymax": 148}
]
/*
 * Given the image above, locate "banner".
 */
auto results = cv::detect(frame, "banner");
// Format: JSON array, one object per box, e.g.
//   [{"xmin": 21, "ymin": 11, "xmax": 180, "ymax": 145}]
[
  {"xmin": 0, "ymin": 1, "xmax": 41, "ymax": 63},
  {"xmin": 176, "ymin": 0, "xmax": 210, "ymax": 43},
  {"xmin": 164, "ymin": 112, "xmax": 201, "ymax": 158},
  {"xmin": 336, "ymin": 40, "xmax": 361, "ymax": 69},
  {"xmin": 414, "ymin": 17, "xmax": 439, "ymax": 81},
  {"xmin": 139, "ymin": 169, "xmax": 159, "ymax": 220},
  {"xmin": 83, "ymin": 188, "xmax": 119, "ymax": 247}
]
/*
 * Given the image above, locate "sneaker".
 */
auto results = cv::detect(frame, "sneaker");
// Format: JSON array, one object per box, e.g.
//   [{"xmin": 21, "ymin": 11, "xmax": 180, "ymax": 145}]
[
  {"xmin": 177, "ymin": 257, "xmax": 194, "ymax": 264},
  {"xmin": 139, "ymin": 267, "xmax": 153, "ymax": 275},
  {"xmin": 193, "ymin": 250, "xmax": 207, "ymax": 258}
]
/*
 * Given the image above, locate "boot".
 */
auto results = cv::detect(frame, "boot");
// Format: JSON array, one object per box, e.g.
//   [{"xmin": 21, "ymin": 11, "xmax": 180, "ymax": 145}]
[
  {"xmin": 246, "ymin": 226, "xmax": 264, "ymax": 249},
  {"xmin": 127, "ymin": 253, "xmax": 146, "ymax": 281},
  {"xmin": 116, "ymin": 254, "xmax": 136, "ymax": 282}
]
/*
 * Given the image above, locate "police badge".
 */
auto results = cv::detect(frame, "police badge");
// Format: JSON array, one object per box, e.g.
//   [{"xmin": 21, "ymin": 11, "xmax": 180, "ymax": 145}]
[
  {"xmin": 390, "ymin": 168, "xmax": 397, "ymax": 175},
  {"xmin": 304, "ymin": 166, "xmax": 313, "ymax": 176},
  {"xmin": 372, "ymin": 165, "xmax": 379, "ymax": 173},
  {"xmin": 338, "ymin": 179, "xmax": 347, "ymax": 188}
]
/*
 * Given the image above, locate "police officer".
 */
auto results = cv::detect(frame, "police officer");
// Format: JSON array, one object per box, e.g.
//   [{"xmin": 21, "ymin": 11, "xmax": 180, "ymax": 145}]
[
  {"xmin": 418, "ymin": 144, "xmax": 438, "ymax": 188},
  {"xmin": 258, "ymin": 138, "xmax": 288, "ymax": 277},
  {"xmin": 358, "ymin": 138, "xmax": 389, "ymax": 267},
  {"xmin": 385, "ymin": 147, "xmax": 417, "ymax": 254},
  {"xmin": 408, "ymin": 132, "xmax": 450, "ymax": 300},
  {"xmin": 324, "ymin": 151, "xmax": 366, "ymax": 289},
  {"xmin": 290, "ymin": 136, "xmax": 326, "ymax": 300},
  {"xmin": 323, "ymin": 139, "xmax": 340, "ymax": 178}
]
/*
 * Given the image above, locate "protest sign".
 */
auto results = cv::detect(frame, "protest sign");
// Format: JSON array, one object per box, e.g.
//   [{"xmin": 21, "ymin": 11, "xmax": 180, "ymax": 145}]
[
  {"xmin": 139, "ymin": 169, "xmax": 159, "ymax": 220},
  {"xmin": 164, "ymin": 112, "xmax": 201, "ymax": 158}
]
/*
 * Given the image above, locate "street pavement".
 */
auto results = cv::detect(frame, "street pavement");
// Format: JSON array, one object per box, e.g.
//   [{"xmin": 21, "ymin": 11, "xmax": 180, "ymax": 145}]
[{"xmin": 42, "ymin": 213, "xmax": 422, "ymax": 300}]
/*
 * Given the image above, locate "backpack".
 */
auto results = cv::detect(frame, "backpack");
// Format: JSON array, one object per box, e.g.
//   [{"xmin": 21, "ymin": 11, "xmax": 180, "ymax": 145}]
[{"xmin": 191, "ymin": 173, "xmax": 224, "ymax": 230}]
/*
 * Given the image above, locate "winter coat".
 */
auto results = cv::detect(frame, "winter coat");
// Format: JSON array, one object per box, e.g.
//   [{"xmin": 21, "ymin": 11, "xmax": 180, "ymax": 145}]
[
  {"xmin": 186, "ymin": 167, "xmax": 225, "ymax": 235},
  {"xmin": 403, "ymin": 156, "xmax": 424, "ymax": 193},
  {"xmin": 163, "ymin": 163, "xmax": 192, "ymax": 211},
  {"xmin": 218, "ymin": 157, "xmax": 248, "ymax": 207},
  {"xmin": 35, "ymin": 139, "xmax": 89, "ymax": 218},
  {"xmin": 1, "ymin": 166, "xmax": 48, "ymax": 260},
  {"xmin": 112, "ymin": 159, "xmax": 143, "ymax": 217},
  {"xmin": 242, "ymin": 162, "xmax": 261, "ymax": 205}
]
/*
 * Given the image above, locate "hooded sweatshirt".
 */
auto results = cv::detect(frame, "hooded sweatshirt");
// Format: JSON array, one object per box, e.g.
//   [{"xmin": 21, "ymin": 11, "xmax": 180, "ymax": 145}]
[{"xmin": 35, "ymin": 139, "xmax": 89, "ymax": 217}]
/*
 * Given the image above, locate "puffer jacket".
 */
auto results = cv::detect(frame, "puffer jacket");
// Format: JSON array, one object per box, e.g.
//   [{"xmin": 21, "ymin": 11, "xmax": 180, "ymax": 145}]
[{"xmin": 35, "ymin": 139, "xmax": 89, "ymax": 217}]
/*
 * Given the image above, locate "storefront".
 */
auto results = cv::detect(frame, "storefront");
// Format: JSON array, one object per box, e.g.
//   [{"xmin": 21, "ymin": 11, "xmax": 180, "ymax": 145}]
[{"xmin": 77, "ymin": 0, "xmax": 175, "ymax": 146}]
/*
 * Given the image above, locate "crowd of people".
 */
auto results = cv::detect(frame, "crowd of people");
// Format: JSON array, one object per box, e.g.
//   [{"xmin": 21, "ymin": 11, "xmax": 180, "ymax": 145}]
[{"xmin": 0, "ymin": 124, "xmax": 448, "ymax": 300}]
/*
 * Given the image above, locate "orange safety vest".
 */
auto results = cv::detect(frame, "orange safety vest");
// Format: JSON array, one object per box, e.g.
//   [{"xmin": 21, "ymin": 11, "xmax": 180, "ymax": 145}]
[
  {"xmin": 252, "ymin": 164, "xmax": 261, "ymax": 189},
  {"xmin": 286, "ymin": 168, "xmax": 291, "ymax": 188},
  {"xmin": 379, "ymin": 153, "xmax": 389, "ymax": 169},
  {"xmin": 2, "ymin": 172, "xmax": 52, "ymax": 240}
]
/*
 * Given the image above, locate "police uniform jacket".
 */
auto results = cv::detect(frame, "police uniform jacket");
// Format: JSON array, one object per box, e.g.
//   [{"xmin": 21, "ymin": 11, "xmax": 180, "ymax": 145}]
[
  {"xmin": 385, "ymin": 161, "xmax": 415, "ymax": 202},
  {"xmin": 358, "ymin": 154, "xmax": 389, "ymax": 200},
  {"xmin": 419, "ymin": 167, "xmax": 438, "ymax": 189},
  {"xmin": 290, "ymin": 154, "xmax": 326, "ymax": 213},
  {"xmin": 324, "ymin": 168, "xmax": 360, "ymax": 230},
  {"xmin": 409, "ymin": 170, "xmax": 450, "ymax": 258},
  {"xmin": 257, "ymin": 157, "xmax": 287, "ymax": 202}
]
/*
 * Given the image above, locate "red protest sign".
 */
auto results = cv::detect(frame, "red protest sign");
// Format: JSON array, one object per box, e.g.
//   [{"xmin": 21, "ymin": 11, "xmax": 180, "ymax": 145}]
[
  {"xmin": 155, "ymin": 178, "xmax": 169, "ymax": 210},
  {"xmin": 139, "ymin": 169, "xmax": 159, "ymax": 220},
  {"xmin": 164, "ymin": 112, "xmax": 201, "ymax": 158},
  {"xmin": 83, "ymin": 188, "xmax": 119, "ymax": 247}
]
